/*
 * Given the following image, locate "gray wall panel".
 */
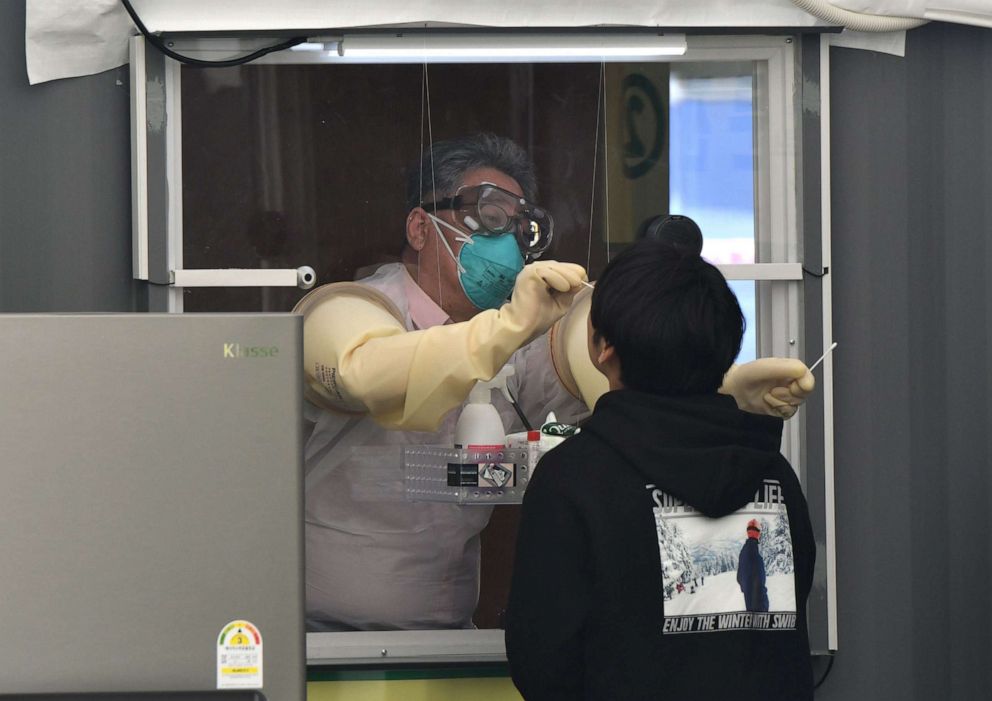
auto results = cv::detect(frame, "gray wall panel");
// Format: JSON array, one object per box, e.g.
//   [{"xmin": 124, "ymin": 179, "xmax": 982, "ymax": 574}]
[
  {"xmin": 822, "ymin": 21, "xmax": 991, "ymax": 700},
  {"xmin": 0, "ymin": 1, "xmax": 138, "ymax": 312}
]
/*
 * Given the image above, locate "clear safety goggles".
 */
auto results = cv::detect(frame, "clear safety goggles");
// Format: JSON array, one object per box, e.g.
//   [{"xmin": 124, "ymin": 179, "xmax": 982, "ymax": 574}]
[{"xmin": 422, "ymin": 183, "xmax": 554, "ymax": 256}]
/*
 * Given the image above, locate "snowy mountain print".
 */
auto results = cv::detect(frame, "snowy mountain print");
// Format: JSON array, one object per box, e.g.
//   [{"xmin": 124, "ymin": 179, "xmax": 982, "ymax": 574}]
[{"xmin": 649, "ymin": 479, "xmax": 799, "ymax": 634}]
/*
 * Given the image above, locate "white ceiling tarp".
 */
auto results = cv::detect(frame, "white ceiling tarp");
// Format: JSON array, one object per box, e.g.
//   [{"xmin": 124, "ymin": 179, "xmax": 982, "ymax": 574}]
[
  {"xmin": 62, "ymin": 0, "xmax": 835, "ymax": 33},
  {"xmin": 26, "ymin": 1, "xmax": 134, "ymax": 84},
  {"xmin": 23, "ymin": 0, "xmax": 991, "ymax": 84}
]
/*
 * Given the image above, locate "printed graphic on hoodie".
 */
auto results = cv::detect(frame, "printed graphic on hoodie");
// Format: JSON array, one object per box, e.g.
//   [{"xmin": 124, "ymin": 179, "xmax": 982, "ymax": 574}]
[{"xmin": 649, "ymin": 479, "xmax": 798, "ymax": 634}]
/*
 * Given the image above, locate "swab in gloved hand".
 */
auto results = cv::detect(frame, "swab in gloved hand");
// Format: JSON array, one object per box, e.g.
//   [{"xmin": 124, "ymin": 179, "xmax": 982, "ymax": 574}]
[
  {"xmin": 807, "ymin": 341, "xmax": 838, "ymax": 372},
  {"xmin": 501, "ymin": 261, "xmax": 589, "ymax": 345},
  {"xmin": 763, "ymin": 343, "xmax": 837, "ymax": 418},
  {"xmin": 722, "ymin": 358, "xmax": 816, "ymax": 419}
]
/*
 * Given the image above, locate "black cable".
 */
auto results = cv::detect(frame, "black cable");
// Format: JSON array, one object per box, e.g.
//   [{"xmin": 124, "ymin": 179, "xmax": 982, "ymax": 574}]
[
  {"xmin": 802, "ymin": 266, "xmax": 829, "ymax": 278},
  {"xmin": 813, "ymin": 654, "xmax": 835, "ymax": 690},
  {"xmin": 120, "ymin": 0, "xmax": 307, "ymax": 67},
  {"xmin": 504, "ymin": 384, "xmax": 533, "ymax": 432}
]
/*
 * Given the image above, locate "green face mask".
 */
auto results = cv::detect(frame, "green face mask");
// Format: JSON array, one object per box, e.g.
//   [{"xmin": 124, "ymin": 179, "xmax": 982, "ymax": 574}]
[{"xmin": 428, "ymin": 214, "xmax": 524, "ymax": 310}]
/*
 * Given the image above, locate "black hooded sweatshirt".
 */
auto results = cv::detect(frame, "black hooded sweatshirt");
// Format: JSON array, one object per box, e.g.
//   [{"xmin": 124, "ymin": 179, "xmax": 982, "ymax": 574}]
[{"xmin": 506, "ymin": 390, "xmax": 815, "ymax": 701}]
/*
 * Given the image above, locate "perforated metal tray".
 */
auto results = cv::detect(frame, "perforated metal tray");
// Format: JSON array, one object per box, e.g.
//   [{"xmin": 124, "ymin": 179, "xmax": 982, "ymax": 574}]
[{"xmin": 403, "ymin": 445, "xmax": 531, "ymax": 504}]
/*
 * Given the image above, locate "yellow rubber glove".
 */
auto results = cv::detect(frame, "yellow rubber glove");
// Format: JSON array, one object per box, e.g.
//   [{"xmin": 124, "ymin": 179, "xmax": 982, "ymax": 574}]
[
  {"xmin": 501, "ymin": 261, "xmax": 588, "ymax": 346},
  {"xmin": 719, "ymin": 358, "xmax": 816, "ymax": 419},
  {"xmin": 296, "ymin": 262, "xmax": 588, "ymax": 431}
]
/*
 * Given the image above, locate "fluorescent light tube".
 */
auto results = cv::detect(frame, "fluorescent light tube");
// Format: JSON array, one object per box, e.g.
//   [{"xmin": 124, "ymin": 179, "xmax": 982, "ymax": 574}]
[
  {"xmin": 337, "ymin": 33, "xmax": 687, "ymax": 63},
  {"xmin": 290, "ymin": 42, "xmax": 331, "ymax": 52}
]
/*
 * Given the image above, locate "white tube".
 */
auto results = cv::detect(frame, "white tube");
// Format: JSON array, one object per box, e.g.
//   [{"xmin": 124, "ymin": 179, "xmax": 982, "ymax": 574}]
[
  {"xmin": 169, "ymin": 267, "xmax": 317, "ymax": 289},
  {"xmin": 790, "ymin": 0, "xmax": 927, "ymax": 31}
]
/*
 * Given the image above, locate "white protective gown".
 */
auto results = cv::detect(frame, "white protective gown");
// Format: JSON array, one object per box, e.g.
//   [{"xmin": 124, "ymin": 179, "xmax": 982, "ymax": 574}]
[{"xmin": 304, "ymin": 263, "xmax": 586, "ymax": 631}]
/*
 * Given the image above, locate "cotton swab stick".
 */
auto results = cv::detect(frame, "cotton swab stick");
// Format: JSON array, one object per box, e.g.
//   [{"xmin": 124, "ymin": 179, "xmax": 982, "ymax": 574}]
[{"xmin": 808, "ymin": 341, "xmax": 838, "ymax": 372}]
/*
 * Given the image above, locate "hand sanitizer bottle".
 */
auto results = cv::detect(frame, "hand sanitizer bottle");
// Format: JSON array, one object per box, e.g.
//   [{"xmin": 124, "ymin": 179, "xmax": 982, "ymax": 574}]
[{"xmin": 454, "ymin": 366, "xmax": 515, "ymax": 450}]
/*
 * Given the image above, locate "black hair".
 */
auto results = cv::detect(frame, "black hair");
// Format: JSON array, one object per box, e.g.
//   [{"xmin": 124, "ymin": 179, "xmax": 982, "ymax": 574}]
[
  {"xmin": 589, "ymin": 238, "xmax": 744, "ymax": 396},
  {"xmin": 405, "ymin": 133, "xmax": 538, "ymax": 212},
  {"xmin": 638, "ymin": 214, "xmax": 704, "ymax": 256}
]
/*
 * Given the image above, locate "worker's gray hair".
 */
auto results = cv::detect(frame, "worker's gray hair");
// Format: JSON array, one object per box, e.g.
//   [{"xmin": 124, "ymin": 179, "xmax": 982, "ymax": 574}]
[{"xmin": 406, "ymin": 133, "xmax": 538, "ymax": 211}]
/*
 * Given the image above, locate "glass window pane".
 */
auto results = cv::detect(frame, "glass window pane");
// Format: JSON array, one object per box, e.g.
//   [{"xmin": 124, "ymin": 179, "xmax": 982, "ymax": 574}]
[
  {"xmin": 180, "ymin": 60, "xmax": 767, "ymax": 309},
  {"xmin": 729, "ymin": 280, "xmax": 757, "ymax": 364},
  {"xmin": 668, "ymin": 64, "xmax": 758, "ymax": 367},
  {"xmin": 669, "ymin": 64, "xmax": 755, "ymax": 264}
]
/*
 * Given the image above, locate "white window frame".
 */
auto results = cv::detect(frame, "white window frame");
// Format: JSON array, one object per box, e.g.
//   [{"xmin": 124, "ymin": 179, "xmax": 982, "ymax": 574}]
[{"xmin": 130, "ymin": 30, "xmax": 836, "ymax": 662}]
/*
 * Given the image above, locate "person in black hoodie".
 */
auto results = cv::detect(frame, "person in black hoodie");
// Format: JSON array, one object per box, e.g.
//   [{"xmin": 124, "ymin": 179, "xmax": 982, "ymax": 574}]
[{"xmin": 505, "ymin": 238, "xmax": 816, "ymax": 701}]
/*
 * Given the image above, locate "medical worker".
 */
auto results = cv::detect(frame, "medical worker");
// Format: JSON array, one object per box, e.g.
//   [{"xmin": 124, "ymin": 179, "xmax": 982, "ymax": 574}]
[{"xmin": 296, "ymin": 133, "xmax": 813, "ymax": 631}]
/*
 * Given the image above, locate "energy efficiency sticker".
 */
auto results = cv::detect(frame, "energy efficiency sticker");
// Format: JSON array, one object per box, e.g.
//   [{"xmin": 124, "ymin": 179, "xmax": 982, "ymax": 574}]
[{"xmin": 217, "ymin": 620, "xmax": 263, "ymax": 689}]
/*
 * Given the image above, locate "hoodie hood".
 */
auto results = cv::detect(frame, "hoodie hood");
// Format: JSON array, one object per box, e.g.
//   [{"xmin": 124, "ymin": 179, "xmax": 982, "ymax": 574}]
[{"xmin": 580, "ymin": 389, "xmax": 786, "ymax": 518}]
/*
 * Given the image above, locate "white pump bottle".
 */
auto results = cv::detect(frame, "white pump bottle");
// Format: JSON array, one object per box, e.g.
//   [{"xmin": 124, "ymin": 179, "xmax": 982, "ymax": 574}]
[{"xmin": 454, "ymin": 365, "xmax": 515, "ymax": 449}]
